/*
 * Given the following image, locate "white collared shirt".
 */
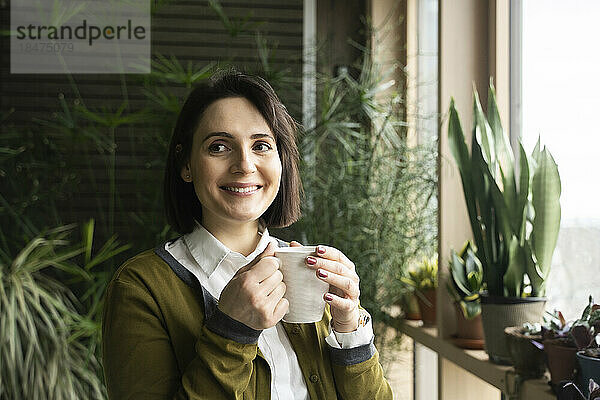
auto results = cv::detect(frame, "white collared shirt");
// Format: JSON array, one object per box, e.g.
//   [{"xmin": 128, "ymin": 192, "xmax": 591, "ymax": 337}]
[{"xmin": 165, "ymin": 224, "xmax": 373, "ymax": 400}]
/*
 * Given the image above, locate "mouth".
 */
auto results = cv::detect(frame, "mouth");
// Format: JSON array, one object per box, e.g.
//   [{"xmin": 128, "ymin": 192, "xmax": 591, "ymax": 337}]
[{"xmin": 220, "ymin": 185, "xmax": 262, "ymax": 195}]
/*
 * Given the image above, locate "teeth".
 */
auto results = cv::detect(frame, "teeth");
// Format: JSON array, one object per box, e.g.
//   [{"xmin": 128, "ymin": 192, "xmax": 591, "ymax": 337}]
[{"xmin": 223, "ymin": 186, "xmax": 259, "ymax": 193}]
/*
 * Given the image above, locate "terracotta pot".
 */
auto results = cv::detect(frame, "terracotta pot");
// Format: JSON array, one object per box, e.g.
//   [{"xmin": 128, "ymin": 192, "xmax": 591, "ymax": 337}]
[
  {"xmin": 404, "ymin": 294, "xmax": 422, "ymax": 320},
  {"xmin": 416, "ymin": 289, "xmax": 436, "ymax": 326},
  {"xmin": 455, "ymin": 303, "xmax": 484, "ymax": 340},
  {"xmin": 480, "ymin": 295, "xmax": 546, "ymax": 364},
  {"xmin": 544, "ymin": 339, "xmax": 578, "ymax": 385},
  {"xmin": 504, "ymin": 326, "xmax": 546, "ymax": 379}
]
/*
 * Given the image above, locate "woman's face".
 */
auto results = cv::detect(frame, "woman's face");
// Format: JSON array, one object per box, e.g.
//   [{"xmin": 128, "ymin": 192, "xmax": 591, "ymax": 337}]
[{"xmin": 181, "ymin": 97, "xmax": 282, "ymax": 229}]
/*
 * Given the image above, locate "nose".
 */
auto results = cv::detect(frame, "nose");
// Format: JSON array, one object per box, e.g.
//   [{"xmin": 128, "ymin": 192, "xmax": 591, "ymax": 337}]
[{"xmin": 230, "ymin": 148, "xmax": 257, "ymax": 175}]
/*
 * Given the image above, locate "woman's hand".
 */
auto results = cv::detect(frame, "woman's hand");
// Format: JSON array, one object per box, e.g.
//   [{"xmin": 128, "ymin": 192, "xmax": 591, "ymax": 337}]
[
  {"xmin": 218, "ymin": 242, "xmax": 289, "ymax": 330},
  {"xmin": 300, "ymin": 243, "xmax": 360, "ymax": 333}
]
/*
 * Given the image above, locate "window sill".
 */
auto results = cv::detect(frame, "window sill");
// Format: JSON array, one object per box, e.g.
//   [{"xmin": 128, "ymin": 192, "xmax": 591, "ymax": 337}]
[{"xmin": 390, "ymin": 318, "xmax": 556, "ymax": 400}]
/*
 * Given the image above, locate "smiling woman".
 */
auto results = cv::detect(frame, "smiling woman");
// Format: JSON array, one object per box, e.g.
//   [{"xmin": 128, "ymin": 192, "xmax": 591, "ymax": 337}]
[
  {"xmin": 101, "ymin": 71, "xmax": 393, "ymax": 400},
  {"xmin": 180, "ymin": 97, "xmax": 284, "ymax": 248}
]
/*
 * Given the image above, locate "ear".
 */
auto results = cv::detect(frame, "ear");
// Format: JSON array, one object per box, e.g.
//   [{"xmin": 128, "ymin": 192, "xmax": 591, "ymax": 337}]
[{"xmin": 180, "ymin": 164, "xmax": 193, "ymax": 182}]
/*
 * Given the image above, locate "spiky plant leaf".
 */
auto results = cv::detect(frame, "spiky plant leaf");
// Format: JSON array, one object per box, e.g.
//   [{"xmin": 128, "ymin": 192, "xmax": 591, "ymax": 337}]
[{"xmin": 1, "ymin": 229, "xmax": 105, "ymax": 400}]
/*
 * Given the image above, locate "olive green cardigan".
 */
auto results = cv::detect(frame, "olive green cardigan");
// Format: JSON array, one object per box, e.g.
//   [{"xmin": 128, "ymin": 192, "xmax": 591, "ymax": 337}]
[{"xmin": 102, "ymin": 245, "xmax": 393, "ymax": 399}]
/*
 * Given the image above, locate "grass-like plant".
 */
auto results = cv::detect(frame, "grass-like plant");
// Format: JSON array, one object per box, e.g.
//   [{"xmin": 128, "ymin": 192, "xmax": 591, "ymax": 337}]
[
  {"xmin": 0, "ymin": 226, "xmax": 103, "ymax": 399},
  {"xmin": 0, "ymin": 221, "xmax": 129, "ymax": 399}
]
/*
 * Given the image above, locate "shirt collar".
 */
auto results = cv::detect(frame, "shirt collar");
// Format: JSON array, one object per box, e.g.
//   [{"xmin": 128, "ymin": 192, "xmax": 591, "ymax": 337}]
[{"xmin": 183, "ymin": 222, "xmax": 272, "ymax": 277}]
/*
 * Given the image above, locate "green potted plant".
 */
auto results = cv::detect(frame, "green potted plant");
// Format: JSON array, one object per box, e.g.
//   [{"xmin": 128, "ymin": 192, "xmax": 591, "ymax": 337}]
[
  {"xmin": 571, "ymin": 296, "xmax": 600, "ymax": 397},
  {"xmin": 447, "ymin": 240, "xmax": 484, "ymax": 346},
  {"xmin": 401, "ymin": 255, "xmax": 438, "ymax": 326},
  {"xmin": 504, "ymin": 322, "xmax": 546, "ymax": 379},
  {"xmin": 539, "ymin": 309, "xmax": 579, "ymax": 388},
  {"xmin": 560, "ymin": 379, "xmax": 600, "ymax": 400},
  {"xmin": 447, "ymin": 81, "xmax": 562, "ymax": 363}
]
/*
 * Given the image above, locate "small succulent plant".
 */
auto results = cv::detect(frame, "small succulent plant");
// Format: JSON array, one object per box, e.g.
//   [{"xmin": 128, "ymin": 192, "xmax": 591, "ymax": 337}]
[
  {"xmin": 447, "ymin": 241, "xmax": 483, "ymax": 319},
  {"xmin": 519, "ymin": 322, "xmax": 542, "ymax": 336},
  {"xmin": 401, "ymin": 255, "xmax": 438, "ymax": 292},
  {"xmin": 571, "ymin": 295, "xmax": 600, "ymax": 352}
]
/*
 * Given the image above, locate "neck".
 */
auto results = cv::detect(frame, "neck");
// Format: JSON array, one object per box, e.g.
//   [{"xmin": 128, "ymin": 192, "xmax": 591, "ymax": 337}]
[{"xmin": 201, "ymin": 218, "xmax": 262, "ymax": 257}]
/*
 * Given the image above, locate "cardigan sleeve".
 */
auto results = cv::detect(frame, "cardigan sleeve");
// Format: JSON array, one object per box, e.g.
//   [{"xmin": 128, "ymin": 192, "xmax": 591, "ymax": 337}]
[
  {"xmin": 102, "ymin": 278, "xmax": 263, "ymax": 400},
  {"xmin": 330, "ymin": 342, "xmax": 394, "ymax": 400}
]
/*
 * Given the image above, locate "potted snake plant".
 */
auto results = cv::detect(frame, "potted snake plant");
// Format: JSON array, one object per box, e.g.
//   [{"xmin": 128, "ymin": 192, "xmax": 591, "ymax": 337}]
[
  {"xmin": 448, "ymin": 81, "xmax": 562, "ymax": 364},
  {"xmin": 447, "ymin": 240, "xmax": 484, "ymax": 346}
]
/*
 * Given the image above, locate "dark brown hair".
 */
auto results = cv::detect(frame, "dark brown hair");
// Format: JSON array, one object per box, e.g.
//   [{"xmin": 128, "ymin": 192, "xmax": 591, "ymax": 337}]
[{"xmin": 164, "ymin": 71, "xmax": 302, "ymax": 234}]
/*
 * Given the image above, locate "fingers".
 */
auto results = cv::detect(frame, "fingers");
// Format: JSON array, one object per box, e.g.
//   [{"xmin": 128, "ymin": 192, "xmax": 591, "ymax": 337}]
[
  {"xmin": 272, "ymin": 297, "xmax": 289, "ymax": 321},
  {"xmin": 249, "ymin": 256, "xmax": 280, "ymax": 282},
  {"xmin": 266, "ymin": 280, "xmax": 286, "ymax": 300},
  {"xmin": 259, "ymin": 268, "xmax": 284, "ymax": 294},
  {"xmin": 237, "ymin": 241, "xmax": 279, "ymax": 278},
  {"xmin": 324, "ymin": 292, "xmax": 358, "ymax": 312},
  {"xmin": 315, "ymin": 245, "xmax": 355, "ymax": 271},
  {"xmin": 289, "ymin": 240, "xmax": 302, "ymax": 247},
  {"xmin": 306, "ymin": 256, "xmax": 359, "ymax": 286},
  {"xmin": 316, "ymin": 268, "xmax": 360, "ymax": 300}
]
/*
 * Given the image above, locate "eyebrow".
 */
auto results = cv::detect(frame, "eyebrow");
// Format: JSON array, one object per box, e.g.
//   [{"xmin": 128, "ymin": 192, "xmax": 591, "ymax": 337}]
[{"xmin": 202, "ymin": 131, "xmax": 275, "ymax": 143}]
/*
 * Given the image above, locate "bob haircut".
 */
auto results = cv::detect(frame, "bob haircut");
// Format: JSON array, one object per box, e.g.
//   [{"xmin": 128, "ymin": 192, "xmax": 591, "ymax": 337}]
[{"xmin": 164, "ymin": 70, "xmax": 303, "ymax": 234}]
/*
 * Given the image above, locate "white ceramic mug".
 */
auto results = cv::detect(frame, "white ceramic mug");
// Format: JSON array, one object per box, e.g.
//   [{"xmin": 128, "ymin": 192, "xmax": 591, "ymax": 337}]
[{"xmin": 274, "ymin": 246, "xmax": 329, "ymax": 323}]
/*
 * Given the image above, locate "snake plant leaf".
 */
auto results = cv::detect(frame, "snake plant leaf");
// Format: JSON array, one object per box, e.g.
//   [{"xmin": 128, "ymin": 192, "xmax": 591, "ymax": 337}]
[
  {"xmin": 450, "ymin": 250, "xmax": 472, "ymax": 296},
  {"xmin": 523, "ymin": 241, "xmax": 543, "ymax": 296},
  {"xmin": 530, "ymin": 148, "xmax": 561, "ymax": 296},
  {"xmin": 459, "ymin": 298, "xmax": 482, "ymax": 319},
  {"xmin": 465, "ymin": 248, "xmax": 484, "ymax": 286},
  {"xmin": 487, "ymin": 84, "xmax": 519, "ymax": 235},
  {"xmin": 504, "ymin": 235, "xmax": 526, "ymax": 297},
  {"xmin": 448, "ymin": 99, "xmax": 485, "ymax": 256},
  {"xmin": 447, "ymin": 280, "xmax": 461, "ymax": 303},
  {"xmin": 474, "ymin": 136, "xmax": 520, "ymax": 295},
  {"xmin": 467, "ymin": 271, "xmax": 480, "ymax": 290},
  {"xmin": 532, "ymin": 136, "xmax": 542, "ymax": 164},
  {"xmin": 517, "ymin": 143, "xmax": 530, "ymax": 244},
  {"xmin": 464, "ymin": 249, "xmax": 477, "ymax": 276},
  {"xmin": 470, "ymin": 128, "xmax": 495, "ymax": 269},
  {"xmin": 473, "ymin": 88, "xmax": 497, "ymax": 177},
  {"xmin": 473, "ymin": 132, "xmax": 512, "ymax": 257}
]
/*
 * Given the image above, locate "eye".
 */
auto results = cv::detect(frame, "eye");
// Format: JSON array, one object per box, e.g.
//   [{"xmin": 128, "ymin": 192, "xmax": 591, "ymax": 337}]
[
  {"xmin": 208, "ymin": 142, "xmax": 229, "ymax": 153},
  {"xmin": 253, "ymin": 141, "xmax": 273, "ymax": 152}
]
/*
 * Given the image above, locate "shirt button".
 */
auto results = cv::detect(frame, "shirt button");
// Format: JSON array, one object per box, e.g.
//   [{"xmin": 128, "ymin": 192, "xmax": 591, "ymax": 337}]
[
  {"xmin": 292, "ymin": 325, "xmax": 301, "ymax": 334},
  {"xmin": 309, "ymin": 374, "xmax": 319, "ymax": 383}
]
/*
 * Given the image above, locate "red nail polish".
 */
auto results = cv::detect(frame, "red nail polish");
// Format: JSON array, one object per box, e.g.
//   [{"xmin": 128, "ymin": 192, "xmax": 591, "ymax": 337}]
[
  {"xmin": 324, "ymin": 293, "xmax": 333, "ymax": 301},
  {"xmin": 306, "ymin": 256, "xmax": 317, "ymax": 265},
  {"xmin": 317, "ymin": 246, "xmax": 325, "ymax": 254},
  {"xmin": 317, "ymin": 269, "xmax": 328, "ymax": 278}
]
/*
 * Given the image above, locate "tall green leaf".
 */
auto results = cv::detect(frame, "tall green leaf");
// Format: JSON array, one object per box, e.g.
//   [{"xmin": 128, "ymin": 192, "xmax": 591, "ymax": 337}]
[
  {"xmin": 504, "ymin": 236, "xmax": 525, "ymax": 297},
  {"xmin": 530, "ymin": 148, "xmax": 561, "ymax": 295},
  {"xmin": 487, "ymin": 84, "xmax": 518, "ymax": 233},
  {"xmin": 448, "ymin": 99, "xmax": 485, "ymax": 254},
  {"xmin": 516, "ymin": 143, "xmax": 530, "ymax": 244}
]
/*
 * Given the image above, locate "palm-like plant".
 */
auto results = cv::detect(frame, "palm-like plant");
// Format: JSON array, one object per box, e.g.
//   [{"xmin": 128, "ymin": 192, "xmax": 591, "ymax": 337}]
[
  {"xmin": 0, "ymin": 222, "xmax": 129, "ymax": 400},
  {"xmin": 0, "ymin": 226, "xmax": 105, "ymax": 399},
  {"xmin": 294, "ymin": 54, "xmax": 437, "ymax": 332}
]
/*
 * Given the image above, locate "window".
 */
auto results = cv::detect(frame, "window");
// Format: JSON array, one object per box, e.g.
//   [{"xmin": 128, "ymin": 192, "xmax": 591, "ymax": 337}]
[{"xmin": 518, "ymin": 0, "xmax": 600, "ymax": 319}]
